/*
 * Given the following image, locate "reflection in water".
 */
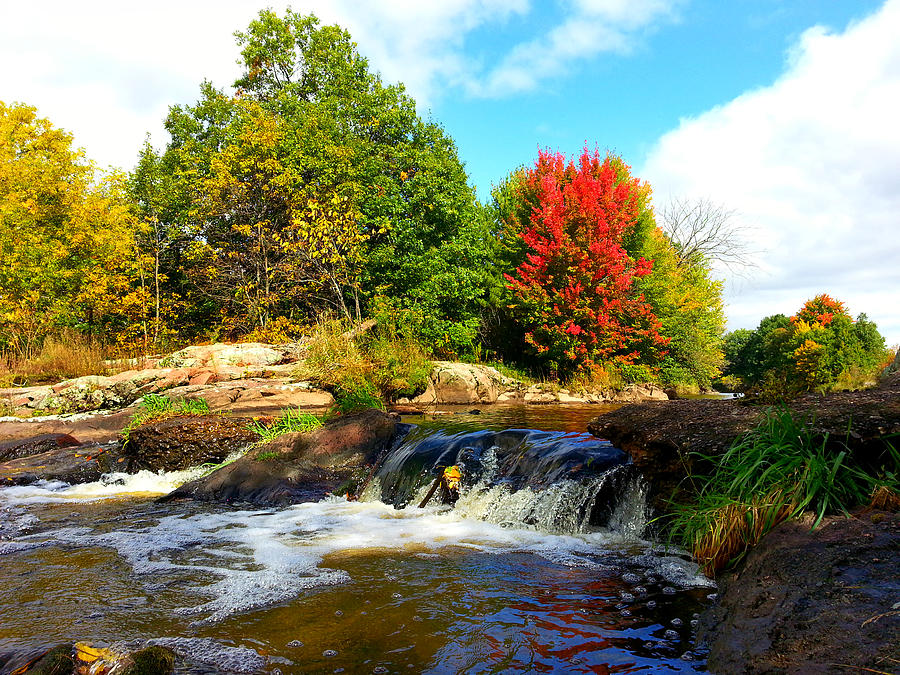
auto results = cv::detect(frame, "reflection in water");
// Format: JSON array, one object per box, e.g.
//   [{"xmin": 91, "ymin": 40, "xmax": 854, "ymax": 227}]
[{"xmin": 0, "ymin": 404, "xmax": 713, "ymax": 674}]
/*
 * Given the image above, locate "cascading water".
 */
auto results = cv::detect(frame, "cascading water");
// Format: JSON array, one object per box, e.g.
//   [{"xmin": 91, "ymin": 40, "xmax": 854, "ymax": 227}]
[
  {"xmin": 364, "ymin": 426, "xmax": 648, "ymax": 536},
  {"xmin": 0, "ymin": 407, "xmax": 715, "ymax": 674}
]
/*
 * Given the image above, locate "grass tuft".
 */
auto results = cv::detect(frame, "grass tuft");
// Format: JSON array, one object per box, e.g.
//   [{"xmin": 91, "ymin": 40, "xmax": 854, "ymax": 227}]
[
  {"xmin": 121, "ymin": 393, "xmax": 210, "ymax": 442},
  {"xmin": 670, "ymin": 406, "xmax": 900, "ymax": 573},
  {"xmin": 248, "ymin": 407, "xmax": 324, "ymax": 444}
]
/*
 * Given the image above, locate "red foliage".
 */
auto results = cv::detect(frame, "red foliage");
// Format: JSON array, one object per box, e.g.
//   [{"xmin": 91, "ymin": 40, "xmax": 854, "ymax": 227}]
[
  {"xmin": 792, "ymin": 293, "xmax": 850, "ymax": 327},
  {"xmin": 505, "ymin": 148, "xmax": 669, "ymax": 374}
]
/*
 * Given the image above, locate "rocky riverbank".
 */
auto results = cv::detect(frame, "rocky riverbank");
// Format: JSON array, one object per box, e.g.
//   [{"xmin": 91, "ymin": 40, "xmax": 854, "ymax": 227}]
[
  {"xmin": 586, "ymin": 367, "xmax": 900, "ymax": 673},
  {"xmin": 0, "ymin": 342, "xmax": 668, "ymax": 446}
]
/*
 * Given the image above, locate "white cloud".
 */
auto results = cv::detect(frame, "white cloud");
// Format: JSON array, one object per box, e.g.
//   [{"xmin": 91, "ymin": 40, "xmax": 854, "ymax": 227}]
[
  {"xmin": 641, "ymin": 0, "xmax": 900, "ymax": 346},
  {"xmin": 1, "ymin": 0, "xmax": 676, "ymax": 173}
]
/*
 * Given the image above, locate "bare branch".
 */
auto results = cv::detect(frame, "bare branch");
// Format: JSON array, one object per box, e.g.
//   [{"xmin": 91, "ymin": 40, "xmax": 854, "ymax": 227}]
[{"xmin": 660, "ymin": 198, "xmax": 758, "ymax": 272}]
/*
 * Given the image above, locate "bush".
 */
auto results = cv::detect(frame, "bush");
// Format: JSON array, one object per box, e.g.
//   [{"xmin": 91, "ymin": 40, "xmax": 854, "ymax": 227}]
[
  {"xmin": 248, "ymin": 407, "xmax": 323, "ymax": 444},
  {"xmin": 298, "ymin": 315, "xmax": 432, "ymax": 404}
]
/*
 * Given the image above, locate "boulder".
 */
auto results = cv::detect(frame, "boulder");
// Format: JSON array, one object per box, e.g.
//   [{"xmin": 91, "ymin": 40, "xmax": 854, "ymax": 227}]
[
  {"xmin": 0, "ymin": 443, "xmax": 125, "ymax": 486},
  {"xmin": 161, "ymin": 408, "xmax": 400, "ymax": 506},
  {"xmin": 413, "ymin": 361, "xmax": 515, "ymax": 404},
  {"xmin": 123, "ymin": 415, "xmax": 257, "ymax": 472},
  {"xmin": 701, "ymin": 511, "xmax": 900, "ymax": 673}
]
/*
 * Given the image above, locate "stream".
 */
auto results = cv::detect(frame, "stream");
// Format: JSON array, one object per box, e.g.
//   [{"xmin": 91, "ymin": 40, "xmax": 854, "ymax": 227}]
[{"xmin": 0, "ymin": 405, "xmax": 715, "ymax": 674}]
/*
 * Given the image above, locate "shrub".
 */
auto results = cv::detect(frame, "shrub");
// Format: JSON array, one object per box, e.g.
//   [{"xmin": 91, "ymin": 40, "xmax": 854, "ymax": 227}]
[{"xmin": 121, "ymin": 394, "xmax": 210, "ymax": 441}]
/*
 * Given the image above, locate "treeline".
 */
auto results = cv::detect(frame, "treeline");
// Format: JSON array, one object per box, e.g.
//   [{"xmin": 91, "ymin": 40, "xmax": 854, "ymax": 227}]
[
  {"xmin": 0, "ymin": 10, "xmax": 886, "ymax": 391},
  {"xmin": 721, "ymin": 294, "xmax": 890, "ymax": 397}
]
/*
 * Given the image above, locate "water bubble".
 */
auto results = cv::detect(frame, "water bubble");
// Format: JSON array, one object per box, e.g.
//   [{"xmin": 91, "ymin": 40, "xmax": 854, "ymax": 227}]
[
  {"xmin": 619, "ymin": 592, "xmax": 635, "ymax": 602},
  {"xmin": 634, "ymin": 586, "xmax": 647, "ymax": 595},
  {"xmin": 623, "ymin": 573, "xmax": 641, "ymax": 584},
  {"xmin": 620, "ymin": 609, "xmax": 632, "ymax": 617},
  {"xmin": 615, "ymin": 602, "xmax": 628, "ymax": 610},
  {"xmin": 692, "ymin": 613, "xmax": 700, "ymax": 619},
  {"xmin": 287, "ymin": 640, "xmax": 304, "ymax": 648},
  {"xmin": 681, "ymin": 652, "xmax": 695, "ymax": 661},
  {"xmin": 670, "ymin": 618, "xmax": 683, "ymax": 626},
  {"xmin": 392, "ymin": 593, "xmax": 402, "ymax": 599},
  {"xmin": 707, "ymin": 593, "xmax": 718, "ymax": 601},
  {"xmin": 643, "ymin": 642, "xmax": 655, "ymax": 649},
  {"xmin": 663, "ymin": 629, "xmax": 680, "ymax": 640},
  {"xmin": 690, "ymin": 619, "xmax": 700, "ymax": 628},
  {"xmin": 662, "ymin": 586, "xmax": 676, "ymax": 595},
  {"xmin": 323, "ymin": 649, "xmax": 338, "ymax": 658},
  {"xmin": 335, "ymin": 610, "xmax": 343, "ymax": 617},
  {"xmin": 413, "ymin": 615, "xmax": 422, "ymax": 621},
  {"xmin": 646, "ymin": 600, "xmax": 657, "ymax": 609},
  {"xmin": 360, "ymin": 611, "xmax": 367, "ymax": 616},
  {"xmin": 374, "ymin": 667, "xmax": 389, "ymax": 674}
]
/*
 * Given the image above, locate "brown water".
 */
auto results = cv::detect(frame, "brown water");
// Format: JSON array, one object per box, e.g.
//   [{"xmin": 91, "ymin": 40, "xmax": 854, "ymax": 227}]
[{"xmin": 0, "ymin": 405, "xmax": 715, "ymax": 674}]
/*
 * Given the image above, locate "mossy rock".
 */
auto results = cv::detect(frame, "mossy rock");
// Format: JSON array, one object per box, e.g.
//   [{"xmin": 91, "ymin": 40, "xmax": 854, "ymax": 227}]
[
  {"xmin": 120, "ymin": 646, "xmax": 175, "ymax": 674},
  {"xmin": 25, "ymin": 644, "xmax": 74, "ymax": 674}
]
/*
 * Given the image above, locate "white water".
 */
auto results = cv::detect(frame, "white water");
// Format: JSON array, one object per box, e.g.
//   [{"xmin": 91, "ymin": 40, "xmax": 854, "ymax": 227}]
[{"xmin": 1, "ymin": 463, "xmax": 712, "ymax": 628}]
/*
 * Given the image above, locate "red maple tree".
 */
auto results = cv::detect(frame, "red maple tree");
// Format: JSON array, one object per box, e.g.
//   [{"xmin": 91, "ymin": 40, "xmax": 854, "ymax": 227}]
[{"xmin": 505, "ymin": 148, "xmax": 669, "ymax": 376}]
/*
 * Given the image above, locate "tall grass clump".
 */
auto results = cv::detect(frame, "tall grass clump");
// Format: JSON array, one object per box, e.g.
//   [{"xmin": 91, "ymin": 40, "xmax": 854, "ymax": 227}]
[
  {"xmin": 671, "ymin": 406, "xmax": 900, "ymax": 573},
  {"xmin": 298, "ymin": 316, "xmax": 432, "ymax": 407},
  {"xmin": 248, "ymin": 407, "xmax": 324, "ymax": 444},
  {"xmin": 0, "ymin": 330, "xmax": 107, "ymax": 386},
  {"xmin": 121, "ymin": 393, "xmax": 210, "ymax": 442}
]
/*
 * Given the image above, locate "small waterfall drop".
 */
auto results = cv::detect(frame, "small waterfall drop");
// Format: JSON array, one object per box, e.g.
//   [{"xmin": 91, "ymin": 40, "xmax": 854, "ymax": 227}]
[{"xmin": 364, "ymin": 426, "xmax": 646, "ymax": 536}]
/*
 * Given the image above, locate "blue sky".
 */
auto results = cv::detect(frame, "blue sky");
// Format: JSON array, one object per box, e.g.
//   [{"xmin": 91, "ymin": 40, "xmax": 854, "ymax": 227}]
[{"xmin": 2, "ymin": 0, "xmax": 898, "ymax": 346}]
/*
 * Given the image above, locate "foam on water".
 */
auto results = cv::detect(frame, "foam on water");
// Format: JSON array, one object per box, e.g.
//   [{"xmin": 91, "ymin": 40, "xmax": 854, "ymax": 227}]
[
  {"xmin": 0, "ymin": 467, "xmax": 209, "ymax": 504},
  {"xmin": 8, "ymin": 492, "xmax": 710, "ymax": 625}
]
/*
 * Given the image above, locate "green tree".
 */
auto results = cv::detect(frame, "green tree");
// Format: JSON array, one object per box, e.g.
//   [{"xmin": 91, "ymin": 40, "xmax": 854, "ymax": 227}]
[{"xmin": 155, "ymin": 10, "xmax": 491, "ymax": 350}]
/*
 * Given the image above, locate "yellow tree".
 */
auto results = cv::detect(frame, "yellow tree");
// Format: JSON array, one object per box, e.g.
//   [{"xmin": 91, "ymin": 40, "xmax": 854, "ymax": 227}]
[{"xmin": 0, "ymin": 101, "xmax": 141, "ymax": 354}]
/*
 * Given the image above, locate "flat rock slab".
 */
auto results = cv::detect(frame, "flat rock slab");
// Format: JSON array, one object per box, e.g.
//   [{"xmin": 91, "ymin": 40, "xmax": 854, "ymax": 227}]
[
  {"xmin": 124, "ymin": 415, "xmax": 258, "ymax": 472},
  {"xmin": 162, "ymin": 409, "xmax": 399, "ymax": 506},
  {"xmin": 701, "ymin": 510, "xmax": 900, "ymax": 673},
  {"xmin": 0, "ymin": 443, "xmax": 126, "ymax": 486},
  {"xmin": 0, "ymin": 409, "xmax": 136, "ymax": 446}
]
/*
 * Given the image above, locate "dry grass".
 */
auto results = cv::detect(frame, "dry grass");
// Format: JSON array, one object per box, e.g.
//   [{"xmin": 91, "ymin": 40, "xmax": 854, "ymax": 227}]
[{"xmin": 0, "ymin": 331, "xmax": 109, "ymax": 385}]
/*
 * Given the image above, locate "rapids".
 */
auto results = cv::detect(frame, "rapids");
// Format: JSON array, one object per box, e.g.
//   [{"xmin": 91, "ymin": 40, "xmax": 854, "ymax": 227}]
[{"xmin": 0, "ymin": 406, "xmax": 715, "ymax": 673}]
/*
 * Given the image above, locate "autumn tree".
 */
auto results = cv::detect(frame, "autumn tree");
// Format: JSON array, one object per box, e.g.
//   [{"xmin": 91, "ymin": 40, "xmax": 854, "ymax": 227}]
[
  {"xmin": 499, "ymin": 149, "xmax": 670, "ymax": 379},
  {"xmin": 0, "ymin": 101, "xmax": 141, "ymax": 354},
  {"xmin": 721, "ymin": 295, "xmax": 889, "ymax": 396},
  {"xmin": 155, "ymin": 10, "xmax": 492, "ymax": 350}
]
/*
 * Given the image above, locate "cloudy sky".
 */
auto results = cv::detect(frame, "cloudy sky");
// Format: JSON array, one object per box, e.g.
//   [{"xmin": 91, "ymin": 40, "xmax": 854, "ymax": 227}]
[{"xmin": 2, "ymin": 0, "xmax": 898, "ymax": 345}]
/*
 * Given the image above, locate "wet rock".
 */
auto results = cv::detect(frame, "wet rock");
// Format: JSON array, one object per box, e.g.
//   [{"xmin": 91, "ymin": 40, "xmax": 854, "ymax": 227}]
[
  {"xmin": 19, "ymin": 644, "xmax": 73, "ymax": 674},
  {"xmin": 118, "ymin": 645, "xmax": 176, "ymax": 674},
  {"xmin": 0, "ymin": 443, "xmax": 125, "ymax": 486},
  {"xmin": 161, "ymin": 409, "xmax": 400, "ymax": 506},
  {"xmin": 123, "ymin": 415, "xmax": 257, "ymax": 472},
  {"xmin": 0, "ymin": 433, "xmax": 82, "ymax": 462},
  {"xmin": 700, "ymin": 511, "xmax": 900, "ymax": 673}
]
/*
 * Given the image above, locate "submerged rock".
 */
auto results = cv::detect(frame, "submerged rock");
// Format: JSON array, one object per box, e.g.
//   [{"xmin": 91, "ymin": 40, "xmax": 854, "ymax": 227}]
[
  {"xmin": 123, "ymin": 414, "xmax": 257, "ymax": 472},
  {"xmin": 161, "ymin": 408, "xmax": 400, "ymax": 506},
  {"xmin": 700, "ymin": 510, "xmax": 900, "ymax": 673}
]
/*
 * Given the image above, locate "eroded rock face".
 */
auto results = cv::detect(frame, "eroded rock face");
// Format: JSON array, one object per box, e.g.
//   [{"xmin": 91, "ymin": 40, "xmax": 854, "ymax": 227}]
[
  {"xmin": 161, "ymin": 409, "xmax": 400, "ymax": 506},
  {"xmin": 123, "ymin": 415, "xmax": 257, "ymax": 472},
  {"xmin": 700, "ymin": 511, "xmax": 900, "ymax": 673}
]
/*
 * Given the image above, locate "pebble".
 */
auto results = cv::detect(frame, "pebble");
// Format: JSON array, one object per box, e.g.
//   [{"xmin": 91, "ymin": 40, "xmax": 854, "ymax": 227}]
[
  {"xmin": 620, "ymin": 592, "xmax": 635, "ymax": 602},
  {"xmin": 634, "ymin": 586, "xmax": 647, "ymax": 595},
  {"xmin": 335, "ymin": 610, "xmax": 343, "ymax": 617}
]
